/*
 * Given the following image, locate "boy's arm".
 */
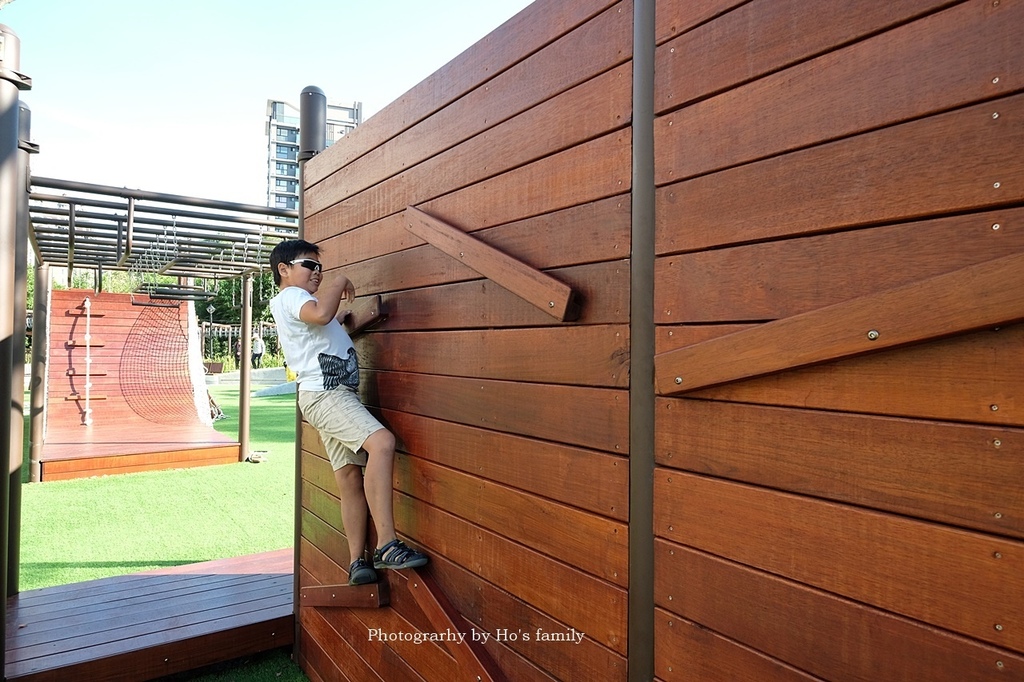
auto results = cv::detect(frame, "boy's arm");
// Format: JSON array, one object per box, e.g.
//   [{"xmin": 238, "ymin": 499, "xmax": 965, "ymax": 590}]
[{"xmin": 298, "ymin": 273, "xmax": 356, "ymax": 326}]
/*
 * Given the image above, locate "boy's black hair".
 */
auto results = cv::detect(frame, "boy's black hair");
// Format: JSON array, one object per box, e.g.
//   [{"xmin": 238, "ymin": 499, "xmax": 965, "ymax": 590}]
[{"xmin": 269, "ymin": 239, "xmax": 321, "ymax": 286}]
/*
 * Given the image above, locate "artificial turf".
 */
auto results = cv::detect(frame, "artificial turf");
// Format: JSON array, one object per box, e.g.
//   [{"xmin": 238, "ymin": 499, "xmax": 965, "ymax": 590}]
[{"xmin": 16, "ymin": 383, "xmax": 309, "ymax": 681}]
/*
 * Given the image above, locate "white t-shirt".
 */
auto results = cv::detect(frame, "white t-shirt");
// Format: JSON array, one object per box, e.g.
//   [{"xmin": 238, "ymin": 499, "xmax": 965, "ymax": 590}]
[{"xmin": 269, "ymin": 286, "xmax": 358, "ymax": 392}]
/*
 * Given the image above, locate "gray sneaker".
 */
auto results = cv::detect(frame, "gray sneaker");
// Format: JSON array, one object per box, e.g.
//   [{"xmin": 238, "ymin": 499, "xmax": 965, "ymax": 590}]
[
  {"xmin": 373, "ymin": 539, "xmax": 428, "ymax": 570},
  {"xmin": 348, "ymin": 558, "xmax": 377, "ymax": 585}
]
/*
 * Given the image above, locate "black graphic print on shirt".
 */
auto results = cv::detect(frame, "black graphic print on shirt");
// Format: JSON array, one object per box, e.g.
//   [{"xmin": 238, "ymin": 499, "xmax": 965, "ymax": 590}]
[{"xmin": 319, "ymin": 347, "xmax": 359, "ymax": 391}]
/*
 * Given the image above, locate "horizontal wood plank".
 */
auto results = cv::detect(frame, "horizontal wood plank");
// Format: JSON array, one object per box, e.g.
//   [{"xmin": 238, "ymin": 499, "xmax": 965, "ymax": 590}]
[
  {"xmin": 656, "ymin": 252, "xmax": 1024, "ymax": 394},
  {"xmin": 337, "ymin": 196, "xmax": 629, "ymax": 298},
  {"xmin": 656, "ymin": 94, "xmax": 1024, "ymax": 253},
  {"xmin": 298, "ymin": 610, "xmax": 373, "ymax": 682},
  {"xmin": 688, "ymin": 322, "xmax": 1024, "ymax": 427},
  {"xmin": 341, "ymin": 294, "xmax": 387, "ymax": 336},
  {"xmin": 300, "ymin": 509, "xmax": 354, "ymax": 576},
  {"xmin": 383, "ymin": 409, "xmax": 628, "ymax": 521},
  {"xmin": 654, "ymin": 473, "xmax": 1024, "ymax": 651},
  {"xmin": 405, "ymin": 206, "xmax": 579, "ymax": 321},
  {"xmin": 41, "ymin": 448, "xmax": 239, "ymax": 481},
  {"xmin": 299, "ymin": 580, "xmax": 460, "ymax": 682},
  {"xmin": 655, "ymin": 207, "xmax": 1024, "ymax": 322},
  {"xmin": 312, "ymin": 129, "xmax": 631, "ymax": 246},
  {"xmin": 655, "ymin": 324, "xmax": 753, "ymax": 354},
  {"xmin": 412, "ymin": 546, "xmax": 627, "ymax": 681},
  {"xmin": 654, "ymin": 0, "xmax": 746, "ymax": 44},
  {"xmin": 393, "ymin": 492, "xmax": 627, "ymax": 654},
  {"xmin": 6, "ymin": 551, "xmax": 293, "ymax": 682},
  {"xmin": 357, "ymin": 325, "xmax": 628, "ymax": 387},
  {"xmin": 400, "ymin": 568, "xmax": 505, "ymax": 682},
  {"xmin": 299, "ymin": 582, "xmax": 388, "ymax": 609},
  {"xmin": 368, "ymin": 259, "xmax": 629, "ymax": 331},
  {"xmin": 394, "ymin": 453, "xmax": 628, "ymax": 585},
  {"xmin": 8, "ymin": 577, "xmax": 290, "ymax": 657},
  {"xmin": 655, "ymin": 609, "xmax": 820, "ymax": 682},
  {"xmin": 298, "ymin": 585, "xmax": 388, "ymax": 682},
  {"xmin": 655, "ymin": 0, "xmax": 983, "ymax": 118},
  {"xmin": 657, "ymin": 399, "xmax": 1024, "ymax": 538},
  {"xmin": 303, "ymin": 0, "xmax": 619, "ymax": 187},
  {"xmin": 300, "ymin": 543, "xmax": 462, "ymax": 681},
  {"xmin": 369, "ymin": 371, "xmax": 629, "ymax": 454},
  {"xmin": 307, "ymin": 63, "xmax": 631, "ymax": 232},
  {"xmin": 656, "ymin": 540, "xmax": 1024, "ymax": 681}
]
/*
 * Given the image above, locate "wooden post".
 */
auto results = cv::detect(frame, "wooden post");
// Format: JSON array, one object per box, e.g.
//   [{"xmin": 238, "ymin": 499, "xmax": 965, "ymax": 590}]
[
  {"xmin": 29, "ymin": 263, "xmax": 47, "ymax": 483},
  {"xmin": 238, "ymin": 273, "xmax": 252, "ymax": 460},
  {"xmin": 629, "ymin": 0, "xmax": 656, "ymax": 679}
]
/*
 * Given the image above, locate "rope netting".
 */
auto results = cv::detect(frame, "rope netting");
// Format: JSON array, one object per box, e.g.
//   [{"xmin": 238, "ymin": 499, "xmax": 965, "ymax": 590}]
[{"xmin": 119, "ymin": 303, "xmax": 202, "ymax": 425}]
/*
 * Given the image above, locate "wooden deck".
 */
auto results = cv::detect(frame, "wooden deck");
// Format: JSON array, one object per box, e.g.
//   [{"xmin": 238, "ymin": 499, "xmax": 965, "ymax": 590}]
[
  {"xmin": 5, "ymin": 549, "xmax": 294, "ymax": 682},
  {"xmin": 40, "ymin": 420, "xmax": 241, "ymax": 481},
  {"xmin": 39, "ymin": 289, "xmax": 241, "ymax": 482}
]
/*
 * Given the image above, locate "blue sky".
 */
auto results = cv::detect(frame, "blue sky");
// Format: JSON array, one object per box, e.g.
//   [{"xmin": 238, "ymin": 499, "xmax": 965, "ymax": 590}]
[{"xmin": 0, "ymin": 0, "xmax": 533, "ymax": 204}]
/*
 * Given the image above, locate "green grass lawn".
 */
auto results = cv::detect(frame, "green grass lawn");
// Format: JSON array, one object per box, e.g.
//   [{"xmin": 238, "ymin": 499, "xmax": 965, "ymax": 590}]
[{"xmin": 17, "ymin": 384, "xmax": 309, "ymax": 681}]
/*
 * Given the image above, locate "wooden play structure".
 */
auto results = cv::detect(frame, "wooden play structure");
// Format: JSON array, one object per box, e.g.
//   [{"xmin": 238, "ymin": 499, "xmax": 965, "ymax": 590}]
[
  {"xmin": 293, "ymin": 0, "xmax": 1024, "ymax": 680},
  {"xmin": 36, "ymin": 289, "xmax": 238, "ymax": 481},
  {"xmin": 0, "ymin": 0, "xmax": 1020, "ymax": 679}
]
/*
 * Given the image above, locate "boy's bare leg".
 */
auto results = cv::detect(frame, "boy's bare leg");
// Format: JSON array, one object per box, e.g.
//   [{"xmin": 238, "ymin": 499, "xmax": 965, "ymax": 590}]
[
  {"xmin": 361, "ymin": 428, "xmax": 397, "ymax": 549},
  {"xmin": 334, "ymin": 464, "xmax": 370, "ymax": 564}
]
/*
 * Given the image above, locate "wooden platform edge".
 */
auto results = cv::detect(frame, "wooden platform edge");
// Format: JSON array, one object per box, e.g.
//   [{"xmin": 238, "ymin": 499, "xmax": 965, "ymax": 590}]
[{"xmin": 6, "ymin": 550, "xmax": 295, "ymax": 682}]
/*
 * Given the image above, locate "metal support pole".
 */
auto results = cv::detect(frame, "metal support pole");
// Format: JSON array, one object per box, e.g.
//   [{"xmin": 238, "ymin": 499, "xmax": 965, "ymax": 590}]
[
  {"xmin": 9, "ymin": 99, "xmax": 34, "ymax": 595},
  {"xmin": 238, "ymin": 273, "xmax": 252, "ymax": 461},
  {"xmin": 0, "ymin": 21, "xmax": 30, "ymax": 669},
  {"xmin": 30, "ymin": 263, "xmax": 48, "ymax": 484},
  {"xmin": 66, "ymin": 202, "xmax": 75, "ymax": 287},
  {"xmin": 629, "ymin": 0, "xmax": 656, "ymax": 680},
  {"xmin": 294, "ymin": 84, "xmax": 327, "ymax": 657},
  {"xmin": 116, "ymin": 196, "xmax": 135, "ymax": 267}
]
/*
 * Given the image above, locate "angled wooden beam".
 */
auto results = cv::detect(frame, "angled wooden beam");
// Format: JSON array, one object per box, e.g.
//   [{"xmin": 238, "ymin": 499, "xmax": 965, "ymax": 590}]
[
  {"xmin": 341, "ymin": 294, "xmax": 388, "ymax": 337},
  {"xmin": 402, "ymin": 568, "xmax": 507, "ymax": 682},
  {"xmin": 656, "ymin": 251, "xmax": 1024, "ymax": 396},
  {"xmin": 299, "ymin": 580, "xmax": 389, "ymax": 608},
  {"xmin": 405, "ymin": 206, "xmax": 580, "ymax": 321}
]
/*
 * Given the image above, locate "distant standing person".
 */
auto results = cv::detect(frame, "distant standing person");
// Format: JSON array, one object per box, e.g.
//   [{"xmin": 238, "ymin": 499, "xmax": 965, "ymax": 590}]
[
  {"xmin": 268, "ymin": 239, "xmax": 428, "ymax": 586},
  {"xmin": 234, "ymin": 338, "xmax": 242, "ymax": 368},
  {"xmin": 251, "ymin": 333, "xmax": 265, "ymax": 369}
]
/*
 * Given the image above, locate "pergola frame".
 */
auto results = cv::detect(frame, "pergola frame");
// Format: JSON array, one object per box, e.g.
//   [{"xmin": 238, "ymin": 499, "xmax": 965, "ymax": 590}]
[{"xmin": 28, "ymin": 176, "xmax": 298, "ymax": 284}]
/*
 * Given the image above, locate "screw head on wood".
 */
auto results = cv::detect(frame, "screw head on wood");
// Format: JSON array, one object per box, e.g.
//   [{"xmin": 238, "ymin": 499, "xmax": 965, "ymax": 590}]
[
  {"xmin": 867, "ymin": 330, "xmax": 880, "ymax": 340},
  {"xmin": 674, "ymin": 377, "xmax": 682, "ymax": 384}
]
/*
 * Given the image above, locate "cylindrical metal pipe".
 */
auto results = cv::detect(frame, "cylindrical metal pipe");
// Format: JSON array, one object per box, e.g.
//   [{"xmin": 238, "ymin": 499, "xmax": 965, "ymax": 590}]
[
  {"xmin": 30, "ymin": 263, "xmax": 48, "ymax": 484},
  {"xmin": 294, "ymin": 85, "xmax": 327, "ymax": 657},
  {"xmin": 238, "ymin": 273, "xmax": 252, "ymax": 460},
  {"xmin": 116, "ymin": 196, "xmax": 134, "ymax": 267},
  {"xmin": 628, "ymin": 0, "xmax": 657, "ymax": 680},
  {"xmin": 66, "ymin": 203, "xmax": 75, "ymax": 287},
  {"xmin": 298, "ymin": 85, "xmax": 327, "ymax": 162},
  {"xmin": 0, "ymin": 21, "xmax": 25, "ymax": 664},
  {"xmin": 32, "ymin": 176, "xmax": 298, "ymax": 219},
  {"xmin": 8, "ymin": 99, "xmax": 31, "ymax": 595}
]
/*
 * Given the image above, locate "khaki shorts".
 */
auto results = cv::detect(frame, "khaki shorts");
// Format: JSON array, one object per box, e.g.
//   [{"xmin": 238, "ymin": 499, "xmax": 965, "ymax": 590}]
[{"xmin": 298, "ymin": 388, "xmax": 384, "ymax": 470}]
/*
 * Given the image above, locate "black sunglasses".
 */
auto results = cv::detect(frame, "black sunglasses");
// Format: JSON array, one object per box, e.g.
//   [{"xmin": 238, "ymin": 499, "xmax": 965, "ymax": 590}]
[{"xmin": 289, "ymin": 258, "xmax": 322, "ymax": 272}]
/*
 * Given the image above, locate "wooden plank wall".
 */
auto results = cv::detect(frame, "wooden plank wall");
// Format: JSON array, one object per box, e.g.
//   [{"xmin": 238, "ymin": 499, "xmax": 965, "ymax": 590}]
[
  {"xmin": 653, "ymin": 1, "xmax": 1024, "ymax": 681},
  {"xmin": 40, "ymin": 290, "xmax": 237, "ymax": 480},
  {"xmin": 298, "ymin": 0, "xmax": 633, "ymax": 679},
  {"xmin": 46, "ymin": 289, "xmax": 205, "ymax": 431}
]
